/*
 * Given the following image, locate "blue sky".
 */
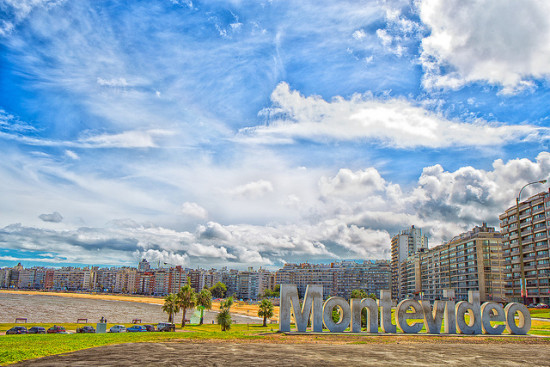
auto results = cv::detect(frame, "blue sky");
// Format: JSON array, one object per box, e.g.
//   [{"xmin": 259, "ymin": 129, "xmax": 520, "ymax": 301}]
[{"xmin": 0, "ymin": 0, "xmax": 549, "ymax": 269}]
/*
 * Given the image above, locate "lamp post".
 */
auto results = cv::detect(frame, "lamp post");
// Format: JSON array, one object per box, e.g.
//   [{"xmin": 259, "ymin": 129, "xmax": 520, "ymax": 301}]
[{"xmin": 516, "ymin": 179, "xmax": 547, "ymax": 305}]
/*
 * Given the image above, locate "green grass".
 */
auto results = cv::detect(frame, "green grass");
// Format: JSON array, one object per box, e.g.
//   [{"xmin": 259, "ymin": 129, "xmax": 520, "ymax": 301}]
[
  {"xmin": 2, "ymin": 313, "xmax": 550, "ymax": 366},
  {"xmin": 0, "ymin": 323, "xmax": 274, "ymax": 365},
  {"xmin": 529, "ymin": 308, "xmax": 550, "ymax": 319}
]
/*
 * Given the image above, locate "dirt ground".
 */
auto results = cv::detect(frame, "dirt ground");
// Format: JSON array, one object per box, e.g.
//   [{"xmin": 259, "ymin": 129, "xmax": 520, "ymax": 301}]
[{"xmin": 13, "ymin": 340, "xmax": 550, "ymax": 366}]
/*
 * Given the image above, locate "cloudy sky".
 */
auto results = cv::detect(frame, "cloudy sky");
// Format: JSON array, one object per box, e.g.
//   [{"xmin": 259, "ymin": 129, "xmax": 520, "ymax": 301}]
[{"xmin": 0, "ymin": 0, "xmax": 549, "ymax": 270}]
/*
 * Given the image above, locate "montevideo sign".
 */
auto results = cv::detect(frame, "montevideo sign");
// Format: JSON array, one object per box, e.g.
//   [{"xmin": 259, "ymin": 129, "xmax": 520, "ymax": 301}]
[{"xmin": 279, "ymin": 285, "xmax": 531, "ymax": 335}]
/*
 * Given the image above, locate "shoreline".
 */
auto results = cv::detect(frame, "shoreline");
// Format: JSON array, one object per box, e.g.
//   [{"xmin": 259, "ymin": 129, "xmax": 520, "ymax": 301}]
[{"xmin": 0, "ymin": 290, "xmax": 273, "ymax": 321}]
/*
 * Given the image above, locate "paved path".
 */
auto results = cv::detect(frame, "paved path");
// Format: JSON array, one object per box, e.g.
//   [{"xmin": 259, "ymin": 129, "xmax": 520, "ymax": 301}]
[{"xmin": 14, "ymin": 341, "xmax": 550, "ymax": 366}]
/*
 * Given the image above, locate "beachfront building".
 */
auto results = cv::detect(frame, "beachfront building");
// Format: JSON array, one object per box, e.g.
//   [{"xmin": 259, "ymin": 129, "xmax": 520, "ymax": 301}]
[
  {"xmin": 397, "ymin": 224, "xmax": 505, "ymax": 302},
  {"xmin": 52, "ymin": 267, "xmax": 93, "ymax": 291},
  {"xmin": 275, "ymin": 260, "xmax": 391, "ymax": 299},
  {"xmin": 390, "ymin": 226, "xmax": 429, "ymax": 299},
  {"xmin": 499, "ymin": 188, "xmax": 550, "ymax": 304}
]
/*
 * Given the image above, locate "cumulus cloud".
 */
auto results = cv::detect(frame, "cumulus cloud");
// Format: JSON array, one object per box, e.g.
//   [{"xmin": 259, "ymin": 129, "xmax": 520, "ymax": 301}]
[
  {"xmin": 419, "ymin": 0, "xmax": 550, "ymax": 93},
  {"xmin": 2, "ymin": 154, "xmax": 549, "ymax": 268},
  {"xmin": 180, "ymin": 202, "xmax": 208, "ymax": 219},
  {"xmin": 228, "ymin": 179, "xmax": 274, "ymax": 199},
  {"xmin": 38, "ymin": 212, "xmax": 63, "ymax": 223},
  {"xmin": 239, "ymin": 82, "xmax": 548, "ymax": 148}
]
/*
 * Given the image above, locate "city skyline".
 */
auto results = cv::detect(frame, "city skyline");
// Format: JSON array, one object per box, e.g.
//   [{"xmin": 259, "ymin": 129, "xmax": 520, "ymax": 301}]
[{"xmin": 1, "ymin": 0, "xmax": 549, "ymax": 270}]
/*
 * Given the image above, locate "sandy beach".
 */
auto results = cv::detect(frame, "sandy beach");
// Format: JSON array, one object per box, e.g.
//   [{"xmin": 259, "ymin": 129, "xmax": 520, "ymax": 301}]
[{"xmin": 0, "ymin": 290, "xmax": 268, "ymax": 324}]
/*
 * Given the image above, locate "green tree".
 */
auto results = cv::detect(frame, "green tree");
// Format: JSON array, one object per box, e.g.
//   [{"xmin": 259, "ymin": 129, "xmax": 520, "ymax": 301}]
[
  {"xmin": 350, "ymin": 289, "xmax": 367, "ymax": 300},
  {"xmin": 257, "ymin": 298, "xmax": 274, "ymax": 327},
  {"xmin": 162, "ymin": 293, "xmax": 179, "ymax": 323},
  {"xmin": 262, "ymin": 284, "xmax": 281, "ymax": 298},
  {"xmin": 176, "ymin": 279, "xmax": 196, "ymax": 328},
  {"xmin": 209, "ymin": 282, "xmax": 227, "ymax": 298},
  {"xmin": 216, "ymin": 297, "xmax": 234, "ymax": 331},
  {"xmin": 196, "ymin": 288, "xmax": 212, "ymax": 325}
]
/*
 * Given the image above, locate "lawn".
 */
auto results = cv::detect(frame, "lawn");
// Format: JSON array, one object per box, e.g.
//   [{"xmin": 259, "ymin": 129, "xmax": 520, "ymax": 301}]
[{"xmin": 1, "ymin": 309, "xmax": 550, "ymax": 366}]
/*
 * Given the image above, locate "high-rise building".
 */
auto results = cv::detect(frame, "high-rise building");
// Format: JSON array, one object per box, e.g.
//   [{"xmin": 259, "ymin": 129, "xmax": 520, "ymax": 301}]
[
  {"xmin": 391, "ymin": 226, "xmax": 428, "ymax": 299},
  {"xmin": 499, "ymin": 188, "xmax": 550, "ymax": 304},
  {"xmin": 397, "ymin": 223, "xmax": 505, "ymax": 302}
]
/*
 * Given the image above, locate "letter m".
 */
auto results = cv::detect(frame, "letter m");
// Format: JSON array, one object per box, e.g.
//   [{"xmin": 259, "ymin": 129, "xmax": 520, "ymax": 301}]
[{"xmin": 279, "ymin": 284, "xmax": 323, "ymax": 332}]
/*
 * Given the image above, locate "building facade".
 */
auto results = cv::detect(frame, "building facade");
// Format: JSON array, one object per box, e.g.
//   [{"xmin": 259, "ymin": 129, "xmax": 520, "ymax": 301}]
[
  {"xmin": 499, "ymin": 189, "xmax": 550, "ymax": 304},
  {"xmin": 275, "ymin": 260, "xmax": 391, "ymax": 299},
  {"xmin": 397, "ymin": 224, "xmax": 505, "ymax": 302},
  {"xmin": 390, "ymin": 226, "xmax": 428, "ymax": 299}
]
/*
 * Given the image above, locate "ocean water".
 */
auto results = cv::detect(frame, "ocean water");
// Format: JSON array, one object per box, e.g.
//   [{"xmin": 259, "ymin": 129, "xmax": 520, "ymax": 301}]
[{"xmin": 0, "ymin": 293, "xmax": 262, "ymax": 324}]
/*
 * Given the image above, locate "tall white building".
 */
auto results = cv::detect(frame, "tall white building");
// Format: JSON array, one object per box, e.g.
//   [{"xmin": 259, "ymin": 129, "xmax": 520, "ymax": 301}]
[{"xmin": 391, "ymin": 225, "xmax": 429, "ymax": 299}]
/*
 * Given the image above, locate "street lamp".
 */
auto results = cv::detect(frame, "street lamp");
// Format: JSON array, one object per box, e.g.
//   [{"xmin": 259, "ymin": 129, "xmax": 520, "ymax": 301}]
[{"xmin": 516, "ymin": 179, "xmax": 547, "ymax": 305}]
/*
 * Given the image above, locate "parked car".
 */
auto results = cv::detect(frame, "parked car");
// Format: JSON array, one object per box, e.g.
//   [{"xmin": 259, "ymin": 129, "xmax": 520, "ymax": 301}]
[
  {"xmin": 157, "ymin": 322, "xmax": 175, "ymax": 332},
  {"xmin": 47, "ymin": 325, "xmax": 67, "ymax": 334},
  {"xmin": 76, "ymin": 326, "xmax": 96, "ymax": 333},
  {"xmin": 127, "ymin": 325, "xmax": 147, "ymax": 332},
  {"xmin": 109, "ymin": 325, "xmax": 126, "ymax": 333},
  {"xmin": 6, "ymin": 326, "xmax": 27, "ymax": 335},
  {"xmin": 144, "ymin": 324, "xmax": 156, "ymax": 332},
  {"xmin": 28, "ymin": 326, "xmax": 46, "ymax": 334},
  {"xmin": 528, "ymin": 303, "xmax": 537, "ymax": 308},
  {"xmin": 536, "ymin": 303, "xmax": 549, "ymax": 309}
]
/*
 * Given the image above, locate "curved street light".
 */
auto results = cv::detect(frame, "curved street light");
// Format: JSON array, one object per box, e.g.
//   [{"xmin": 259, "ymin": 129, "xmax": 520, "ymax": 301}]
[{"xmin": 516, "ymin": 179, "xmax": 547, "ymax": 305}]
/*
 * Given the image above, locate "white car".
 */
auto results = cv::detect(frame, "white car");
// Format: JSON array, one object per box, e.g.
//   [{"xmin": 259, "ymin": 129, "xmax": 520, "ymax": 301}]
[{"xmin": 109, "ymin": 325, "xmax": 126, "ymax": 333}]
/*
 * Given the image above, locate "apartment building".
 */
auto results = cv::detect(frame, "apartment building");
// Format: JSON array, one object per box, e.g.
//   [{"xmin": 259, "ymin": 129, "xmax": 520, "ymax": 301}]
[
  {"xmin": 499, "ymin": 189, "xmax": 550, "ymax": 304},
  {"xmin": 390, "ymin": 226, "xmax": 428, "ymax": 299},
  {"xmin": 398, "ymin": 224, "xmax": 505, "ymax": 302},
  {"xmin": 275, "ymin": 260, "xmax": 391, "ymax": 299}
]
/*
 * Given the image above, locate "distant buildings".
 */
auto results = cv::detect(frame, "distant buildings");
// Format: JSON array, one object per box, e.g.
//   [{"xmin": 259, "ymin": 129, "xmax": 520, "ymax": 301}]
[
  {"xmin": 499, "ymin": 188, "xmax": 550, "ymax": 305},
  {"xmin": 275, "ymin": 260, "xmax": 391, "ymax": 299}
]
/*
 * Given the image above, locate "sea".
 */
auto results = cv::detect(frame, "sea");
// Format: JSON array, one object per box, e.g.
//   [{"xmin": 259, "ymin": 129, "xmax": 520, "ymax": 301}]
[{"xmin": 0, "ymin": 293, "xmax": 262, "ymax": 324}]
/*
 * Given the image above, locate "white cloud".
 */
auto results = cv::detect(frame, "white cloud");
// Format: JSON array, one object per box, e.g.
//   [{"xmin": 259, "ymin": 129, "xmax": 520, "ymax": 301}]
[
  {"xmin": 319, "ymin": 168, "xmax": 386, "ymax": 198},
  {"xmin": 239, "ymin": 82, "xmax": 548, "ymax": 148},
  {"xmin": 96, "ymin": 77, "xmax": 128, "ymax": 88},
  {"xmin": 180, "ymin": 202, "xmax": 208, "ymax": 219},
  {"xmin": 184, "ymin": 243, "xmax": 235, "ymax": 259},
  {"xmin": 228, "ymin": 179, "xmax": 274, "ymax": 199},
  {"xmin": 352, "ymin": 29, "xmax": 367, "ymax": 40},
  {"xmin": 0, "ymin": 0, "xmax": 64, "ymax": 36},
  {"xmin": 64, "ymin": 150, "xmax": 79, "ymax": 160},
  {"xmin": 419, "ymin": 0, "xmax": 550, "ymax": 93}
]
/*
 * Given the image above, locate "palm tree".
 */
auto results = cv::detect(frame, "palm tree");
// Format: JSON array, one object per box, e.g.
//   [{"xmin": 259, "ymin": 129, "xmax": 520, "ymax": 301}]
[
  {"xmin": 257, "ymin": 298, "xmax": 274, "ymax": 327},
  {"xmin": 196, "ymin": 288, "xmax": 212, "ymax": 325},
  {"xmin": 216, "ymin": 297, "xmax": 233, "ymax": 331},
  {"xmin": 176, "ymin": 279, "xmax": 196, "ymax": 328},
  {"xmin": 162, "ymin": 293, "xmax": 179, "ymax": 323}
]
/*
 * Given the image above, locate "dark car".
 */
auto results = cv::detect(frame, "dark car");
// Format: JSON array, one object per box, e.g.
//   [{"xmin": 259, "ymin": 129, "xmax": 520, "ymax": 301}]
[
  {"xmin": 47, "ymin": 325, "xmax": 67, "ymax": 334},
  {"xmin": 157, "ymin": 322, "xmax": 176, "ymax": 332},
  {"xmin": 127, "ymin": 325, "xmax": 147, "ymax": 332},
  {"xmin": 6, "ymin": 326, "xmax": 27, "ymax": 335},
  {"xmin": 76, "ymin": 326, "xmax": 96, "ymax": 333},
  {"xmin": 144, "ymin": 324, "xmax": 156, "ymax": 332},
  {"xmin": 28, "ymin": 326, "xmax": 46, "ymax": 334}
]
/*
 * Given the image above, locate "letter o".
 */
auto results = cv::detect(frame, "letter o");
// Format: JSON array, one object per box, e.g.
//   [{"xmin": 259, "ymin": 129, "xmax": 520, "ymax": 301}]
[
  {"xmin": 505, "ymin": 303, "xmax": 531, "ymax": 335},
  {"xmin": 323, "ymin": 297, "xmax": 351, "ymax": 332}
]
